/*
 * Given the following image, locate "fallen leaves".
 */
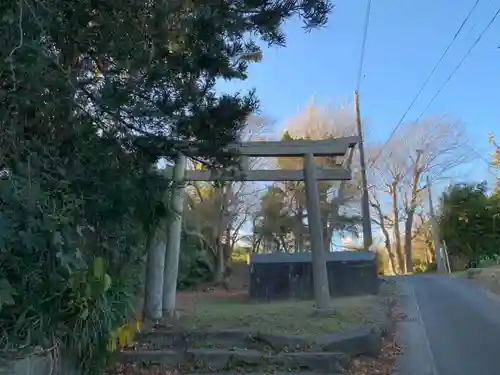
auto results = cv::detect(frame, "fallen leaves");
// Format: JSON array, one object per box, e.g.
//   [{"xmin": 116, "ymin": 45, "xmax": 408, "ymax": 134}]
[
  {"xmin": 107, "ymin": 363, "xmax": 180, "ymax": 375},
  {"xmin": 346, "ymin": 296, "xmax": 404, "ymax": 375},
  {"xmin": 346, "ymin": 332, "xmax": 402, "ymax": 375}
]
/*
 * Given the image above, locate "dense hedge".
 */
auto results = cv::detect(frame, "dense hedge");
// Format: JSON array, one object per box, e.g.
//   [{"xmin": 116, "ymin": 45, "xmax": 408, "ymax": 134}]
[{"xmin": 439, "ymin": 182, "xmax": 500, "ymax": 268}]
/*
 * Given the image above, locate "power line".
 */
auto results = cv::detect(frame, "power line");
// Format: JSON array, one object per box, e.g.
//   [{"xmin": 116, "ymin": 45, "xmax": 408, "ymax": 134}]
[
  {"xmin": 356, "ymin": 0, "xmax": 372, "ymax": 92},
  {"xmin": 368, "ymin": 0, "xmax": 481, "ymax": 166},
  {"xmin": 410, "ymin": 0, "xmax": 481, "ymax": 121},
  {"xmin": 415, "ymin": 6, "xmax": 500, "ymax": 122},
  {"xmin": 469, "ymin": 145, "xmax": 499, "ymax": 177}
]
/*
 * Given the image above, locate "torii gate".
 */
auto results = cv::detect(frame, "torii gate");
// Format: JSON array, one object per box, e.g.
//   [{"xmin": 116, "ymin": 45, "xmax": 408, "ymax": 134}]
[{"xmin": 161, "ymin": 136, "xmax": 359, "ymax": 312}]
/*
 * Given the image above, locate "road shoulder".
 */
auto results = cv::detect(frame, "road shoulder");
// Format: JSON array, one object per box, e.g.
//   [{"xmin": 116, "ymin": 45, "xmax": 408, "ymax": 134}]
[{"xmin": 392, "ymin": 278, "xmax": 438, "ymax": 375}]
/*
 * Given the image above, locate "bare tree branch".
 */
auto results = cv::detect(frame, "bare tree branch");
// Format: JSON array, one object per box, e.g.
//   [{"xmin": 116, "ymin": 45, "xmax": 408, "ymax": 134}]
[{"xmin": 367, "ymin": 117, "xmax": 471, "ymax": 273}]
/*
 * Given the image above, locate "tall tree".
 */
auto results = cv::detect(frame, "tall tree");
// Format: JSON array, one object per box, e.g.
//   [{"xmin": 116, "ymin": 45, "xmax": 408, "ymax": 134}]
[
  {"xmin": 252, "ymin": 186, "xmax": 296, "ymax": 252},
  {"xmin": 182, "ymin": 116, "xmax": 271, "ymax": 281},
  {"xmin": 257, "ymin": 100, "xmax": 362, "ymax": 252},
  {"xmin": 438, "ymin": 182, "xmax": 500, "ymax": 267},
  {"xmin": 368, "ymin": 117, "xmax": 470, "ymax": 273}
]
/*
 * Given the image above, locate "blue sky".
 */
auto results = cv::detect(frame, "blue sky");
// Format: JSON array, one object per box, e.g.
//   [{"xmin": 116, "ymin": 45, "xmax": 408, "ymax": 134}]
[{"xmin": 218, "ymin": 0, "xmax": 500, "ymax": 189}]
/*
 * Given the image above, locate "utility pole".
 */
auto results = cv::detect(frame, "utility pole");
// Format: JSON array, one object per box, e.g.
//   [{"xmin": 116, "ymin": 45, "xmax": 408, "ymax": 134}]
[
  {"xmin": 354, "ymin": 91, "xmax": 373, "ymax": 250},
  {"xmin": 426, "ymin": 176, "xmax": 444, "ymax": 273}
]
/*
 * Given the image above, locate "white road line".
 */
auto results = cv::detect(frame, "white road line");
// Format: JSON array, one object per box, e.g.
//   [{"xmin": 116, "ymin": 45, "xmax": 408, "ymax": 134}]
[{"xmin": 412, "ymin": 281, "xmax": 439, "ymax": 375}]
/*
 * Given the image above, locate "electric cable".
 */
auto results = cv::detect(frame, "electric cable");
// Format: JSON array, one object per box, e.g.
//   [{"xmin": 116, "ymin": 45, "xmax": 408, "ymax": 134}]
[
  {"xmin": 369, "ymin": 0, "xmax": 482, "ymax": 166},
  {"xmin": 414, "ymin": 6, "xmax": 500, "ymax": 122},
  {"xmin": 356, "ymin": 0, "xmax": 372, "ymax": 92}
]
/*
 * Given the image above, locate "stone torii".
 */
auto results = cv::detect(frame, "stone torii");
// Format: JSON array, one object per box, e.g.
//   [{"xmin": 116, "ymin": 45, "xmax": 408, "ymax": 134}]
[{"xmin": 159, "ymin": 136, "xmax": 359, "ymax": 313}]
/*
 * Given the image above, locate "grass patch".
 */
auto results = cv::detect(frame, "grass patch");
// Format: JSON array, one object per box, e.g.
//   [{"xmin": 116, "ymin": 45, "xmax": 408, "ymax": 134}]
[{"xmin": 179, "ymin": 296, "xmax": 376, "ymax": 337}]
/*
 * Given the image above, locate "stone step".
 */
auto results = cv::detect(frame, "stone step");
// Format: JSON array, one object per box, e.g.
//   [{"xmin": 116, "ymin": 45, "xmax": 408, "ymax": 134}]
[
  {"xmin": 135, "ymin": 324, "xmax": 383, "ymax": 357},
  {"xmin": 117, "ymin": 348, "xmax": 349, "ymax": 373},
  {"xmin": 136, "ymin": 329, "xmax": 313, "ymax": 352},
  {"xmin": 183, "ymin": 372, "xmax": 346, "ymax": 375}
]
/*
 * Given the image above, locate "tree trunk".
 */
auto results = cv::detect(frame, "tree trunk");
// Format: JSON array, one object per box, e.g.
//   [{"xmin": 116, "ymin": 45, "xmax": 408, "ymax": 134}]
[
  {"xmin": 371, "ymin": 198, "xmax": 398, "ymax": 274},
  {"xmin": 213, "ymin": 245, "xmax": 225, "ymax": 283},
  {"xmin": 380, "ymin": 229, "xmax": 397, "ymax": 275},
  {"xmin": 404, "ymin": 210, "xmax": 415, "ymax": 273},
  {"xmin": 425, "ymin": 236, "xmax": 435, "ymax": 263},
  {"xmin": 391, "ymin": 185, "xmax": 404, "ymax": 273},
  {"xmin": 324, "ymin": 225, "xmax": 333, "ymax": 253},
  {"xmin": 404, "ymin": 152, "xmax": 423, "ymax": 273},
  {"xmin": 279, "ymin": 235, "xmax": 288, "ymax": 252},
  {"xmin": 381, "ymin": 228, "xmax": 397, "ymax": 275},
  {"xmin": 224, "ymin": 227, "xmax": 233, "ymax": 263},
  {"xmin": 272, "ymin": 238, "xmax": 280, "ymax": 252},
  {"xmin": 386, "ymin": 247, "xmax": 397, "ymax": 275},
  {"xmin": 424, "ymin": 241, "xmax": 431, "ymax": 264},
  {"xmin": 297, "ymin": 210, "xmax": 305, "ymax": 251},
  {"xmin": 253, "ymin": 237, "xmax": 262, "ymax": 253}
]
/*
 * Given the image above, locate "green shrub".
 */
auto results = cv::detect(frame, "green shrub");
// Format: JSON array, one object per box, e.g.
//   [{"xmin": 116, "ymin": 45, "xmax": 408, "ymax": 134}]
[
  {"xmin": 412, "ymin": 259, "xmax": 426, "ymax": 274},
  {"xmin": 232, "ymin": 245, "xmax": 250, "ymax": 263},
  {"xmin": 0, "ymin": 172, "xmax": 149, "ymax": 372},
  {"xmin": 0, "ymin": 135, "xmax": 162, "ymax": 373},
  {"xmin": 178, "ymin": 241, "xmax": 212, "ymax": 289}
]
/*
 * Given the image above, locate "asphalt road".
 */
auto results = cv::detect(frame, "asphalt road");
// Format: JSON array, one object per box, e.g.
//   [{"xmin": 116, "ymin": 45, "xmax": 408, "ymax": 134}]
[{"xmin": 397, "ymin": 275, "xmax": 500, "ymax": 375}]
